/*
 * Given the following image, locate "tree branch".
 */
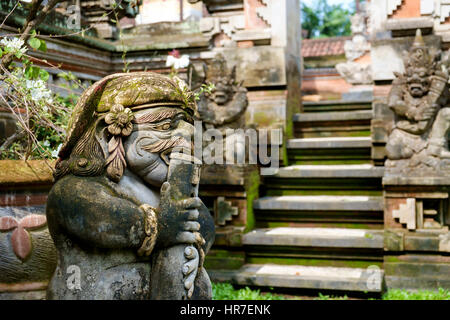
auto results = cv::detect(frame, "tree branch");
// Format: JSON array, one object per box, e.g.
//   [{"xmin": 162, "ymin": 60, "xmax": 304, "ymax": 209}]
[
  {"xmin": 0, "ymin": 130, "xmax": 25, "ymax": 153},
  {"xmin": 0, "ymin": 0, "xmax": 63, "ymax": 72}
]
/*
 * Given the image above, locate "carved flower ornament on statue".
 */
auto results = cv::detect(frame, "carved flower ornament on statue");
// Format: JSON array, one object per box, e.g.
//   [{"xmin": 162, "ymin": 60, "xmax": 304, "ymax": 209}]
[
  {"xmin": 105, "ymin": 104, "xmax": 134, "ymax": 137},
  {"xmin": 103, "ymin": 104, "xmax": 135, "ymax": 182}
]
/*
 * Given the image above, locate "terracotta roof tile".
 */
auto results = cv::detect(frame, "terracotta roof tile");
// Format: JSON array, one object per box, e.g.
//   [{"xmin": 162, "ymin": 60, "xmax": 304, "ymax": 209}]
[{"xmin": 302, "ymin": 36, "xmax": 351, "ymax": 58}]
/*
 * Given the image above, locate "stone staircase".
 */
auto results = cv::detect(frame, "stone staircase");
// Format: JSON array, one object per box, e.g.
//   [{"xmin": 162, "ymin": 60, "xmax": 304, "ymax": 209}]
[{"xmin": 209, "ymin": 100, "xmax": 386, "ymax": 295}]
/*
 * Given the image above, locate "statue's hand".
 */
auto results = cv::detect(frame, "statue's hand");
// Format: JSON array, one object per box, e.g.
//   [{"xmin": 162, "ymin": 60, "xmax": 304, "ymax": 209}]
[
  {"xmin": 155, "ymin": 181, "xmax": 205, "ymax": 249},
  {"xmin": 390, "ymin": 101, "xmax": 408, "ymax": 116},
  {"xmin": 421, "ymin": 103, "xmax": 439, "ymax": 120}
]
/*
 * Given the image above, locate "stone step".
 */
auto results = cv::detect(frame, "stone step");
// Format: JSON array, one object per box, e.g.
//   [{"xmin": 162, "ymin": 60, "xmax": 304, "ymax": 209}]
[
  {"xmin": 253, "ymin": 195, "xmax": 384, "ymax": 227},
  {"xmin": 262, "ymin": 164, "xmax": 384, "ymax": 179},
  {"xmin": 294, "ymin": 110, "xmax": 373, "ymax": 123},
  {"xmin": 209, "ymin": 264, "xmax": 384, "ymax": 293},
  {"xmin": 261, "ymin": 165, "xmax": 384, "ymax": 202},
  {"xmin": 287, "ymin": 137, "xmax": 372, "ymax": 149},
  {"xmin": 286, "ymin": 137, "xmax": 372, "ymax": 165},
  {"xmin": 293, "ymin": 110, "xmax": 372, "ymax": 138},
  {"xmin": 243, "ymin": 227, "xmax": 384, "ymax": 249},
  {"xmin": 303, "ymin": 100, "xmax": 372, "ymax": 112},
  {"xmin": 254, "ymin": 195, "xmax": 383, "ymax": 212}
]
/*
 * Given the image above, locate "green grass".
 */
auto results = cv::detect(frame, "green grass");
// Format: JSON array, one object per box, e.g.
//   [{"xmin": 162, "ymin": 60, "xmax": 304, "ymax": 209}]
[
  {"xmin": 315, "ymin": 293, "xmax": 349, "ymax": 300},
  {"xmin": 382, "ymin": 288, "xmax": 450, "ymax": 300},
  {"xmin": 212, "ymin": 283, "xmax": 285, "ymax": 300},
  {"xmin": 212, "ymin": 283, "xmax": 450, "ymax": 300}
]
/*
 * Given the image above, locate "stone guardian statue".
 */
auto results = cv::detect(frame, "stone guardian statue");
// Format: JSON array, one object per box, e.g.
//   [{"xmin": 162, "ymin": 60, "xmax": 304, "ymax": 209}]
[
  {"xmin": 197, "ymin": 54, "xmax": 249, "ymax": 163},
  {"xmin": 46, "ymin": 72, "xmax": 215, "ymax": 299},
  {"xmin": 385, "ymin": 29, "xmax": 450, "ymax": 173}
]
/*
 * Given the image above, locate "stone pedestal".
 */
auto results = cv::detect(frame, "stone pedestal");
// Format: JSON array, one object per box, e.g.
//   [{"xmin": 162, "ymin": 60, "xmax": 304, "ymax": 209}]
[
  {"xmin": 199, "ymin": 164, "xmax": 259, "ymax": 270},
  {"xmin": 383, "ymin": 176, "xmax": 450, "ymax": 290}
]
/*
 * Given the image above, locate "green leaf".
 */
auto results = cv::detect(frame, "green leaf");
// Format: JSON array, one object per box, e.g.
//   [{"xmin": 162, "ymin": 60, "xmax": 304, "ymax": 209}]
[
  {"xmin": 38, "ymin": 40, "xmax": 47, "ymax": 52},
  {"xmin": 39, "ymin": 69, "xmax": 50, "ymax": 82},
  {"xmin": 0, "ymin": 48, "xmax": 3, "ymax": 57},
  {"xmin": 25, "ymin": 66, "xmax": 40, "ymax": 79},
  {"xmin": 28, "ymin": 37, "xmax": 41, "ymax": 50}
]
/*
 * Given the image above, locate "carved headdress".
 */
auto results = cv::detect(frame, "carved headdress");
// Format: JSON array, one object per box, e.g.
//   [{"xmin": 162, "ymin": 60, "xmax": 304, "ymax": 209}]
[
  {"xmin": 55, "ymin": 72, "xmax": 197, "ymax": 182},
  {"xmin": 398, "ymin": 29, "xmax": 443, "ymax": 99},
  {"xmin": 404, "ymin": 29, "xmax": 438, "ymax": 78},
  {"xmin": 204, "ymin": 54, "xmax": 236, "ymax": 84}
]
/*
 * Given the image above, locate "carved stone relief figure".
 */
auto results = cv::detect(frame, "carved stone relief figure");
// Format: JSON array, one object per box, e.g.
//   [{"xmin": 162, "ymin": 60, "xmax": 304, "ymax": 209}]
[
  {"xmin": 336, "ymin": 7, "xmax": 372, "ymax": 85},
  {"xmin": 385, "ymin": 30, "xmax": 450, "ymax": 174},
  {"xmin": 344, "ymin": 13, "xmax": 370, "ymax": 61},
  {"xmin": 46, "ymin": 73, "xmax": 215, "ymax": 299},
  {"xmin": 197, "ymin": 54, "xmax": 249, "ymax": 163}
]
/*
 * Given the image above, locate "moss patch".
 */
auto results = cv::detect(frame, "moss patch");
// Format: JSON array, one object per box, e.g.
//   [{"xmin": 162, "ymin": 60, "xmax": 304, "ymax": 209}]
[{"xmin": 0, "ymin": 160, "xmax": 54, "ymax": 187}]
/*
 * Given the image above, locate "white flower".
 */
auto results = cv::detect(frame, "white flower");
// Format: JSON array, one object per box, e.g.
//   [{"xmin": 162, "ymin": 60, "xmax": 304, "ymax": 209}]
[
  {"xmin": 25, "ymin": 79, "xmax": 53, "ymax": 103},
  {"xmin": 166, "ymin": 54, "xmax": 190, "ymax": 70},
  {"xmin": 43, "ymin": 140, "xmax": 50, "ymax": 147},
  {"xmin": 0, "ymin": 37, "xmax": 27, "ymax": 55},
  {"xmin": 51, "ymin": 144, "xmax": 62, "ymax": 159}
]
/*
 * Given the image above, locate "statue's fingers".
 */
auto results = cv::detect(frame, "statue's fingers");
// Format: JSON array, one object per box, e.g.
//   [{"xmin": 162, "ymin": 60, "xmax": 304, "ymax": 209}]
[
  {"xmin": 194, "ymin": 232, "xmax": 206, "ymax": 246},
  {"xmin": 187, "ymin": 209, "xmax": 199, "ymax": 221},
  {"xmin": 159, "ymin": 182, "xmax": 171, "ymax": 199},
  {"xmin": 198, "ymin": 247, "xmax": 205, "ymax": 269},
  {"xmin": 184, "ymin": 221, "xmax": 200, "ymax": 232},
  {"xmin": 180, "ymin": 197, "xmax": 202, "ymax": 209},
  {"xmin": 176, "ymin": 231, "xmax": 196, "ymax": 244}
]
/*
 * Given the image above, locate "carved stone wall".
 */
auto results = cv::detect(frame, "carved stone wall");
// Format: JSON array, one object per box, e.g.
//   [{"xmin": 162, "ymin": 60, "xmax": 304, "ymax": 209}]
[{"xmin": 0, "ymin": 161, "xmax": 56, "ymax": 299}]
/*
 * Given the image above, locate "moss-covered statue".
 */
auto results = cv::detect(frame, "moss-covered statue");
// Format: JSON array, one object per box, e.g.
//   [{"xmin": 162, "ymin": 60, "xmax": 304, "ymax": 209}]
[{"xmin": 46, "ymin": 73, "xmax": 215, "ymax": 300}]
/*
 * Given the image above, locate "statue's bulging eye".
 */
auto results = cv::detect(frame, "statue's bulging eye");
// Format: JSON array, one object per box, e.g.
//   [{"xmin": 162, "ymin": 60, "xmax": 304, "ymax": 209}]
[
  {"xmin": 149, "ymin": 112, "xmax": 192, "ymax": 131},
  {"xmin": 154, "ymin": 122, "xmax": 171, "ymax": 131}
]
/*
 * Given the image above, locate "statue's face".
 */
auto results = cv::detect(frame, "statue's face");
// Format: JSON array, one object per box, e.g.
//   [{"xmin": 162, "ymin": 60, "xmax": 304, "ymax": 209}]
[
  {"xmin": 209, "ymin": 78, "xmax": 233, "ymax": 105},
  {"xmin": 123, "ymin": 107, "xmax": 194, "ymax": 188},
  {"xmin": 406, "ymin": 66, "xmax": 430, "ymax": 98}
]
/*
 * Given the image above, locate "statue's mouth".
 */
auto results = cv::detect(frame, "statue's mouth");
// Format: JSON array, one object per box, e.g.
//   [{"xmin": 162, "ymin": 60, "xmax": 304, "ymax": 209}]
[
  {"xmin": 409, "ymin": 84, "xmax": 425, "ymax": 97},
  {"xmin": 142, "ymin": 136, "xmax": 192, "ymax": 165},
  {"xmin": 161, "ymin": 144, "xmax": 195, "ymax": 166},
  {"xmin": 214, "ymin": 92, "xmax": 228, "ymax": 105}
]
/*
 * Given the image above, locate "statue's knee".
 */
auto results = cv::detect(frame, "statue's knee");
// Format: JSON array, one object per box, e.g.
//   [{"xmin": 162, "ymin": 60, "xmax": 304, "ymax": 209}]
[{"xmin": 386, "ymin": 141, "xmax": 412, "ymax": 160}]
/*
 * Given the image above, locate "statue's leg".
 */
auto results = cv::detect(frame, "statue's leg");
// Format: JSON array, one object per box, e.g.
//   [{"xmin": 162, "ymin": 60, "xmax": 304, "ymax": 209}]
[
  {"xmin": 428, "ymin": 108, "xmax": 450, "ymax": 158},
  {"xmin": 386, "ymin": 130, "xmax": 414, "ymax": 159}
]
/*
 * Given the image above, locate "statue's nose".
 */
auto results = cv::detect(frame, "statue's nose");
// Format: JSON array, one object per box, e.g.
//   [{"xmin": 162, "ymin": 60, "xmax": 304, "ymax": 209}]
[{"xmin": 172, "ymin": 120, "xmax": 194, "ymax": 141}]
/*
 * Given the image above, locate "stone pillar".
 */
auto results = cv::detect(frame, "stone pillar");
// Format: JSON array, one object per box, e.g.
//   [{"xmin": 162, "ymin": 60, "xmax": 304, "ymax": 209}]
[
  {"xmin": 271, "ymin": 0, "xmax": 302, "ymax": 137},
  {"xmin": 200, "ymin": 0, "xmax": 302, "ymax": 135}
]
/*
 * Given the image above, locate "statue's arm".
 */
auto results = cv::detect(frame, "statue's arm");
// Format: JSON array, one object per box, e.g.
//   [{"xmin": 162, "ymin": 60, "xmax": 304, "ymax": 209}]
[
  {"xmin": 388, "ymin": 76, "xmax": 409, "ymax": 117},
  {"xmin": 46, "ymin": 176, "xmax": 149, "ymax": 250}
]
